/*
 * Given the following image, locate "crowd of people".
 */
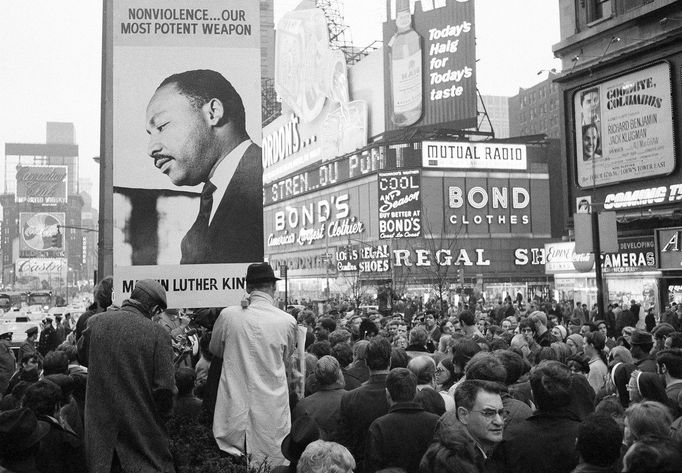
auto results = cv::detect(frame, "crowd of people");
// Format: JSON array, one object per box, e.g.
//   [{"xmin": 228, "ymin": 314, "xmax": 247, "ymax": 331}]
[{"xmin": 2, "ymin": 268, "xmax": 682, "ymax": 473}]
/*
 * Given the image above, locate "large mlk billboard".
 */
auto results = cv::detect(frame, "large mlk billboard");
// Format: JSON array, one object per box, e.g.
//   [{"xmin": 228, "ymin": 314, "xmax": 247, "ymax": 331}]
[
  {"xmin": 383, "ymin": 0, "xmax": 477, "ymax": 132},
  {"xmin": 107, "ymin": 0, "xmax": 262, "ymax": 307}
]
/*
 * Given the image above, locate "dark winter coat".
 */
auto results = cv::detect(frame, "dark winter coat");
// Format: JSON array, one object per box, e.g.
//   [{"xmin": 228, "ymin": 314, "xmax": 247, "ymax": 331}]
[
  {"xmin": 501, "ymin": 408, "xmax": 581, "ymax": 473},
  {"xmin": 365, "ymin": 401, "xmax": 439, "ymax": 473},
  {"xmin": 80, "ymin": 299, "xmax": 177, "ymax": 473}
]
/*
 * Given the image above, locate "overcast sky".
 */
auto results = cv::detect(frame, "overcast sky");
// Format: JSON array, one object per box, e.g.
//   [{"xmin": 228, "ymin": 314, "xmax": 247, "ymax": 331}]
[{"xmin": 0, "ymin": 1, "xmax": 560, "ymax": 204}]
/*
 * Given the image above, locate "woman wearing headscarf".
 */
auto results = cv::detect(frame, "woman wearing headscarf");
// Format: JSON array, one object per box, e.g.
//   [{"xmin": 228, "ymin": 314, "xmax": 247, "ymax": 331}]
[{"xmin": 566, "ymin": 333, "xmax": 584, "ymax": 355}]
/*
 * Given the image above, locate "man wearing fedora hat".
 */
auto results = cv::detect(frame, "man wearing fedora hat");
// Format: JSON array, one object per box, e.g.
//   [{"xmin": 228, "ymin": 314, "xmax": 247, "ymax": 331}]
[
  {"xmin": 79, "ymin": 279, "xmax": 176, "ymax": 473},
  {"xmin": 0, "ymin": 407, "xmax": 50, "ymax": 471},
  {"xmin": 210, "ymin": 262, "xmax": 298, "ymax": 466},
  {"xmin": 629, "ymin": 329, "xmax": 657, "ymax": 373}
]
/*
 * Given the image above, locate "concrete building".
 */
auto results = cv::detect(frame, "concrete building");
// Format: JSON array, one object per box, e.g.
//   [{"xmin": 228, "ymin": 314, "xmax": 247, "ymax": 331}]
[
  {"xmin": 478, "ymin": 95, "xmax": 510, "ymax": 139},
  {"xmin": 508, "ymin": 73, "xmax": 561, "ymax": 139}
]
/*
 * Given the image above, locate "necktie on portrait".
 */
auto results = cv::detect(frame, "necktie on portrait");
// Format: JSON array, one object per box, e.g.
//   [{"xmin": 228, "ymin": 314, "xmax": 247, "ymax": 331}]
[{"xmin": 180, "ymin": 180, "xmax": 217, "ymax": 264}]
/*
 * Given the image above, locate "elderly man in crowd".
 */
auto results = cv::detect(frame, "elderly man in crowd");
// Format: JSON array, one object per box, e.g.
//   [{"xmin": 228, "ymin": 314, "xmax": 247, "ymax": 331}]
[
  {"xmin": 421, "ymin": 380, "xmax": 505, "ymax": 472},
  {"xmin": 630, "ymin": 329, "xmax": 657, "ymax": 372},
  {"xmin": 80, "ymin": 279, "xmax": 176, "ymax": 473}
]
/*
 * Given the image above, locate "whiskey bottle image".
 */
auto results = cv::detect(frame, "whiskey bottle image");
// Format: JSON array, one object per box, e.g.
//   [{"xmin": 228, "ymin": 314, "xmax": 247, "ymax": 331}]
[{"xmin": 388, "ymin": 0, "xmax": 423, "ymax": 127}]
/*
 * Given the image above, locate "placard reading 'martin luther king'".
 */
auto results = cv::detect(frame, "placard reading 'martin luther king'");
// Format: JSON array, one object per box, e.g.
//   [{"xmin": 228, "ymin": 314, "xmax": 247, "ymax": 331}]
[{"xmin": 108, "ymin": 0, "xmax": 262, "ymax": 308}]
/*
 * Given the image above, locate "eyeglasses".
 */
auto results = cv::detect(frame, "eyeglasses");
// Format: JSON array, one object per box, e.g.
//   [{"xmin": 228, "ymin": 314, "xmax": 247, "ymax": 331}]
[{"xmin": 469, "ymin": 408, "xmax": 509, "ymax": 421}]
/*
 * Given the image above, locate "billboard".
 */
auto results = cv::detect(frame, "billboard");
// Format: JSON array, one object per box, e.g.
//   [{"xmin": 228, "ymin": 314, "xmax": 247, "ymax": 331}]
[
  {"xmin": 265, "ymin": 8, "xmax": 368, "ymax": 183},
  {"xmin": 108, "ymin": 0, "xmax": 263, "ymax": 308},
  {"xmin": 19, "ymin": 213, "xmax": 64, "ymax": 253},
  {"xmin": 602, "ymin": 236, "xmax": 655, "ymax": 274},
  {"xmin": 383, "ymin": 0, "xmax": 477, "ymax": 132},
  {"xmin": 544, "ymin": 242, "xmax": 595, "ymax": 275},
  {"xmin": 15, "ymin": 258, "xmax": 67, "ymax": 290},
  {"xmin": 15, "ymin": 166, "xmax": 68, "ymax": 205},
  {"xmin": 422, "ymin": 141, "xmax": 527, "ymax": 170},
  {"xmin": 574, "ymin": 62, "xmax": 674, "ymax": 188},
  {"xmin": 378, "ymin": 169, "xmax": 422, "ymax": 239},
  {"xmin": 656, "ymin": 227, "xmax": 682, "ymax": 271}
]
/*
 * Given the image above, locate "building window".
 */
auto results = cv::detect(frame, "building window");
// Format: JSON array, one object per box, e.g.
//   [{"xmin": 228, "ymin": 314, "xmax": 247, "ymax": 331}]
[{"xmin": 586, "ymin": 0, "xmax": 612, "ymax": 24}]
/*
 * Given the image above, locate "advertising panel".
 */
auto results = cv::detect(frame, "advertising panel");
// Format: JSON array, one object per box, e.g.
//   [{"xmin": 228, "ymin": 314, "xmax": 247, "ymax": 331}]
[
  {"xmin": 335, "ymin": 243, "xmax": 391, "ymax": 274},
  {"xmin": 544, "ymin": 242, "xmax": 595, "ymax": 274},
  {"xmin": 15, "ymin": 258, "xmax": 67, "ymax": 290},
  {"xmin": 440, "ymin": 175, "xmax": 550, "ymax": 236},
  {"xmin": 382, "ymin": 0, "xmax": 477, "ymax": 132},
  {"xmin": 265, "ymin": 189, "xmax": 368, "ymax": 251},
  {"xmin": 422, "ymin": 141, "xmax": 527, "ymax": 170},
  {"xmin": 656, "ymin": 227, "xmax": 682, "ymax": 271},
  {"xmin": 574, "ymin": 62, "xmax": 674, "ymax": 188},
  {"xmin": 378, "ymin": 169, "xmax": 422, "ymax": 239},
  {"xmin": 109, "ymin": 0, "xmax": 262, "ymax": 307},
  {"xmin": 19, "ymin": 213, "xmax": 64, "ymax": 253},
  {"xmin": 266, "ymin": 8, "xmax": 368, "ymax": 183},
  {"xmin": 602, "ymin": 236, "xmax": 656, "ymax": 273},
  {"xmin": 15, "ymin": 166, "xmax": 68, "ymax": 205}
]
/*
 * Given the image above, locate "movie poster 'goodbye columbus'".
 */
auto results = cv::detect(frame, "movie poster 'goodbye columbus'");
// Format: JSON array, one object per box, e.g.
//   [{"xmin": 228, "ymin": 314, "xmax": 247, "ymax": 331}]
[{"xmin": 574, "ymin": 62, "xmax": 674, "ymax": 188}]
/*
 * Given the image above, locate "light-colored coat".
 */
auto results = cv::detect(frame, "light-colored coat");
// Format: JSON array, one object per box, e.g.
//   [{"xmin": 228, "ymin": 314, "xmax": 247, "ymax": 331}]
[
  {"xmin": 81, "ymin": 300, "xmax": 176, "ymax": 473},
  {"xmin": 210, "ymin": 291, "xmax": 297, "ymax": 466}
]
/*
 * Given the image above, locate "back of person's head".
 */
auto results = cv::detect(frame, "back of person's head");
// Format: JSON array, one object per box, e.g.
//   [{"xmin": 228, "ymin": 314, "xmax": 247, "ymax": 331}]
[
  {"xmin": 623, "ymin": 436, "xmax": 682, "ymax": 473},
  {"xmin": 366, "ymin": 337, "xmax": 392, "ymax": 371},
  {"xmin": 609, "ymin": 345, "xmax": 634, "ymax": 365},
  {"xmin": 492, "ymin": 349, "xmax": 525, "ymax": 385},
  {"xmin": 297, "ymin": 310, "xmax": 316, "ymax": 327},
  {"xmin": 42, "ymin": 351, "xmax": 68, "ymax": 376},
  {"xmin": 408, "ymin": 326, "xmax": 427, "ymax": 346},
  {"xmin": 595, "ymin": 395, "xmax": 625, "ymax": 423},
  {"xmin": 297, "ymin": 440, "xmax": 355, "ymax": 473},
  {"xmin": 530, "ymin": 360, "xmax": 572, "ymax": 411},
  {"xmin": 465, "ymin": 352, "xmax": 507, "ymax": 383},
  {"xmin": 359, "ymin": 318, "xmax": 379, "ymax": 340},
  {"xmin": 459, "ymin": 310, "xmax": 475, "ymax": 327},
  {"xmin": 577, "ymin": 413, "xmax": 623, "ymax": 467},
  {"xmin": 331, "ymin": 343, "xmax": 353, "ymax": 368},
  {"xmin": 454, "ymin": 379, "xmax": 503, "ymax": 413},
  {"xmin": 533, "ymin": 346, "xmax": 558, "ymax": 365},
  {"xmin": 657, "ymin": 348, "xmax": 682, "ymax": 379},
  {"xmin": 56, "ymin": 343, "xmax": 79, "ymax": 363},
  {"xmin": 308, "ymin": 340, "xmax": 332, "ymax": 359},
  {"xmin": 407, "ymin": 355, "xmax": 436, "ymax": 385},
  {"xmin": 386, "ymin": 368, "xmax": 417, "ymax": 403},
  {"xmin": 314, "ymin": 355, "xmax": 343, "ymax": 387},
  {"xmin": 390, "ymin": 347, "xmax": 410, "ymax": 369},
  {"xmin": 353, "ymin": 340, "xmax": 370, "ymax": 361},
  {"xmin": 667, "ymin": 332, "xmax": 682, "ymax": 349},
  {"xmin": 158, "ymin": 69, "xmax": 246, "ymax": 132},
  {"xmin": 550, "ymin": 342, "xmax": 572, "ymax": 364},
  {"xmin": 328, "ymin": 329, "xmax": 351, "ymax": 347},
  {"xmin": 625, "ymin": 400, "xmax": 673, "ymax": 441},
  {"xmin": 130, "ymin": 279, "xmax": 167, "ymax": 312},
  {"xmin": 319, "ymin": 317, "xmax": 337, "ymax": 333},
  {"xmin": 175, "ymin": 367, "xmax": 196, "ymax": 396},
  {"xmin": 21, "ymin": 380, "xmax": 61, "ymax": 417},
  {"xmin": 636, "ymin": 371, "xmax": 670, "ymax": 405},
  {"xmin": 95, "ymin": 276, "xmax": 114, "ymax": 309},
  {"xmin": 452, "ymin": 338, "xmax": 482, "ymax": 371},
  {"xmin": 529, "ymin": 311, "xmax": 548, "ymax": 327}
]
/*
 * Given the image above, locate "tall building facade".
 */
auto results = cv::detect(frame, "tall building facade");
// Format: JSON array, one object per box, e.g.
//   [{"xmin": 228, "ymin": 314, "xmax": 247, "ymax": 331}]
[
  {"xmin": 553, "ymin": 0, "xmax": 682, "ymax": 311},
  {"xmin": 478, "ymin": 95, "xmax": 510, "ymax": 139},
  {"xmin": 508, "ymin": 73, "xmax": 561, "ymax": 139},
  {"xmin": 1, "ymin": 122, "xmax": 84, "ymax": 300}
]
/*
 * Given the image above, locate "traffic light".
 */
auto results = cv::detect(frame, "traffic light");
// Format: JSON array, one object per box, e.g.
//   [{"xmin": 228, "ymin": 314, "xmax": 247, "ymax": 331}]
[{"xmin": 52, "ymin": 231, "xmax": 63, "ymax": 248}]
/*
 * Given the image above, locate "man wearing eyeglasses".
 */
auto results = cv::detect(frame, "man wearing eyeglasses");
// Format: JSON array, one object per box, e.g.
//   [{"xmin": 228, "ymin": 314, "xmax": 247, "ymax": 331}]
[{"xmin": 421, "ymin": 380, "xmax": 505, "ymax": 472}]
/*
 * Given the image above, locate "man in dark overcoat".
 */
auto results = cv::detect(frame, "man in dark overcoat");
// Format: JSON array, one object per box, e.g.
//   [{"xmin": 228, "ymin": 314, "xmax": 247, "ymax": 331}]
[{"xmin": 79, "ymin": 279, "xmax": 176, "ymax": 473}]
